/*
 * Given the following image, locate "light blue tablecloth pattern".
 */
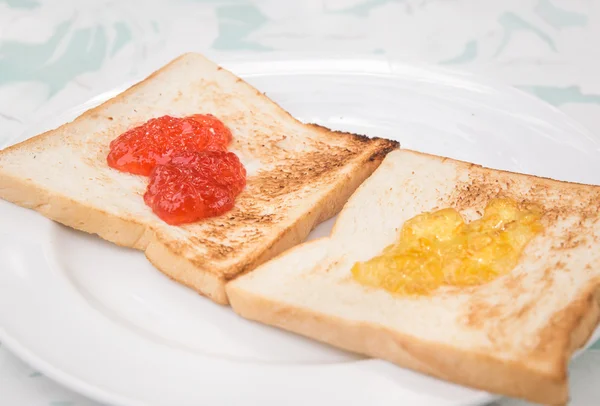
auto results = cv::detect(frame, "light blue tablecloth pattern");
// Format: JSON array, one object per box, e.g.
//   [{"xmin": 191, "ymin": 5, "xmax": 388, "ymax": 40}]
[{"xmin": 1, "ymin": 0, "xmax": 600, "ymax": 405}]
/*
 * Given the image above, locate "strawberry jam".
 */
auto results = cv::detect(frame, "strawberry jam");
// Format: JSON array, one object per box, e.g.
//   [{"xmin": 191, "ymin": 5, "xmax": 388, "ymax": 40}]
[
  {"xmin": 107, "ymin": 114, "xmax": 246, "ymax": 225},
  {"xmin": 107, "ymin": 114, "xmax": 232, "ymax": 176},
  {"xmin": 144, "ymin": 151, "xmax": 246, "ymax": 225}
]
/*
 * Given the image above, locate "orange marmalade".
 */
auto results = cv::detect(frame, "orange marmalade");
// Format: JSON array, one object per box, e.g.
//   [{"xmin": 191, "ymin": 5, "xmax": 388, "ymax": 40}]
[{"xmin": 351, "ymin": 198, "xmax": 544, "ymax": 295}]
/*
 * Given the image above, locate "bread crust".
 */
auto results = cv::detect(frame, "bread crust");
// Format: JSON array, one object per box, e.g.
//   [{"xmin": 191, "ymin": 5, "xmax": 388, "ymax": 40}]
[
  {"xmin": 227, "ymin": 279, "xmax": 566, "ymax": 404},
  {"xmin": 228, "ymin": 274, "xmax": 600, "ymax": 405}
]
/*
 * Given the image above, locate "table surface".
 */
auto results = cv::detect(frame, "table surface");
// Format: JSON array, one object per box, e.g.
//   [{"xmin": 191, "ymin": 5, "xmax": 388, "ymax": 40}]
[{"xmin": 1, "ymin": 0, "xmax": 600, "ymax": 405}]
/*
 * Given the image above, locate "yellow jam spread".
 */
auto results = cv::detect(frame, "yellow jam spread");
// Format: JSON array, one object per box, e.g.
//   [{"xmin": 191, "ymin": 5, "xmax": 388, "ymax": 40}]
[{"xmin": 351, "ymin": 198, "xmax": 544, "ymax": 295}]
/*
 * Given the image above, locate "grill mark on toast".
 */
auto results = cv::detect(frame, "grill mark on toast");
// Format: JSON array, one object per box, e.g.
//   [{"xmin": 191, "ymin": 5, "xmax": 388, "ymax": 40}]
[
  {"xmin": 305, "ymin": 123, "xmax": 371, "ymax": 142},
  {"xmin": 252, "ymin": 148, "xmax": 355, "ymax": 199},
  {"xmin": 157, "ymin": 137, "xmax": 396, "ymax": 268},
  {"xmin": 305, "ymin": 123, "xmax": 399, "ymax": 152},
  {"xmin": 103, "ymin": 114, "xmax": 397, "ymax": 267},
  {"xmin": 448, "ymin": 176, "xmax": 513, "ymax": 212},
  {"xmin": 368, "ymin": 141, "xmax": 399, "ymax": 162}
]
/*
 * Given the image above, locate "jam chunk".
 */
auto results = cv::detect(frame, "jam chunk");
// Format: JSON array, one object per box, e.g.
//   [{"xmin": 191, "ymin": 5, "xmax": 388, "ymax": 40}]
[
  {"xmin": 107, "ymin": 114, "xmax": 232, "ymax": 176},
  {"xmin": 144, "ymin": 151, "xmax": 246, "ymax": 225},
  {"xmin": 351, "ymin": 198, "xmax": 544, "ymax": 295}
]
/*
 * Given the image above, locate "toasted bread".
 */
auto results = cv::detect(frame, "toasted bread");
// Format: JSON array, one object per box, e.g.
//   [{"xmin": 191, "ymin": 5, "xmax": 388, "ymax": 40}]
[
  {"xmin": 227, "ymin": 149, "xmax": 600, "ymax": 404},
  {"xmin": 0, "ymin": 53, "xmax": 398, "ymax": 304}
]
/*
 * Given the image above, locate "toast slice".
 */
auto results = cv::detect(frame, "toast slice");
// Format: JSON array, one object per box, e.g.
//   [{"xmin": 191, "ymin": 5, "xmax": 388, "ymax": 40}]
[
  {"xmin": 227, "ymin": 149, "xmax": 600, "ymax": 404},
  {"xmin": 0, "ymin": 53, "xmax": 398, "ymax": 304}
]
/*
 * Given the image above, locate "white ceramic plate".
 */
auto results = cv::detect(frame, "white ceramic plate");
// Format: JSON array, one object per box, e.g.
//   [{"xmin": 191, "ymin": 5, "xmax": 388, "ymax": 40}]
[{"xmin": 1, "ymin": 56, "xmax": 600, "ymax": 406}]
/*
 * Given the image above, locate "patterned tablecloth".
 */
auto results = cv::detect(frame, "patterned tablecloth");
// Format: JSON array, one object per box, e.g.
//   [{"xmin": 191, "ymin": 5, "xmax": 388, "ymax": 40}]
[{"xmin": 1, "ymin": 0, "xmax": 599, "ymax": 405}]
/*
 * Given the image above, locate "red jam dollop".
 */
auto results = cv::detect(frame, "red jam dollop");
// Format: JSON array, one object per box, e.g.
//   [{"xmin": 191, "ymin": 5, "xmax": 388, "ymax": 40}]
[
  {"xmin": 144, "ymin": 151, "xmax": 246, "ymax": 225},
  {"xmin": 107, "ymin": 114, "xmax": 233, "ymax": 176},
  {"xmin": 107, "ymin": 114, "xmax": 245, "ymax": 225}
]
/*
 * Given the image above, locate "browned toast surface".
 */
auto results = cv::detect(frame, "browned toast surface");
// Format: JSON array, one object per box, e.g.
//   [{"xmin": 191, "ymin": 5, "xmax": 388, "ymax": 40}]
[{"xmin": 0, "ymin": 53, "xmax": 398, "ymax": 304}]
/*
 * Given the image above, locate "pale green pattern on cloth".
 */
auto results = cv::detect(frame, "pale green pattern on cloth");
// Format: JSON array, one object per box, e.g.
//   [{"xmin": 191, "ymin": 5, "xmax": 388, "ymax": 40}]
[
  {"xmin": 212, "ymin": 3, "xmax": 272, "ymax": 51},
  {"xmin": 535, "ymin": 0, "xmax": 588, "ymax": 29},
  {"xmin": 110, "ymin": 22, "xmax": 133, "ymax": 56},
  {"xmin": 1, "ymin": 0, "xmax": 600, "ymax": 107},
  {"xmin": 495, "ymin": 12, "xmax": 556, "ymax": 56},
  {"xmin": 0, "ymin": 0, "xmax": 40, "ymax": 8},
  {"xmin": 327, "ymin": 0, "xmax": 400, "ymax": 17},
  {"xmin": 1, "ymin": 0, "xmax": 600, "ymax": 404},
  {"xmin": 440, "ymin": 40, "xmax": 478, "ymax": 65},
  {"xmin": 0, "ymin": 19, "xmax": 109, "ymax": 96},
  {"xmin": 518, "ymin": 85, "xmax": 600, "ymax": 107}
]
